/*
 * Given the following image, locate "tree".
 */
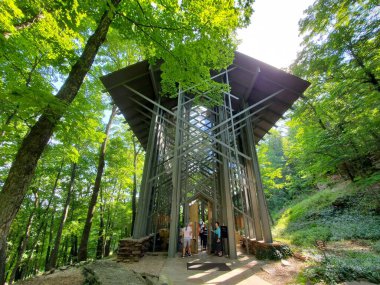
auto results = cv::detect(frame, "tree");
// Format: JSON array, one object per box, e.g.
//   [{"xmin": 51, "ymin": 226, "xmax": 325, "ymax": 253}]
[
  {"xmin": 0, "ymin": 1, "xmax": 121, "ymax": 282},
  {"xmin": 1, "ymin": 0, "xmax": 254, "ymax": 280},
  {"xmin": 78, "ymin": 104, "xmax": 117, "ymax": 261},
  {"xmin": 288, "ymin": 0, "xmax": 380, "ymax": 181},
  {"xmin": 46, "ymin": 163, "xmax": 77, "ymax": 270}
]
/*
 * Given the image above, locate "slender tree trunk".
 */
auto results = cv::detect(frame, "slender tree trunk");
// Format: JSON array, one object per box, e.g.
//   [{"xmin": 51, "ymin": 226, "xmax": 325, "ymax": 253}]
[
  {"xmin": 0, "ymin": 2, "xmax": 120, "ymax": 282},
  {"xmin": 32, "ymin": 244, "xmax": 40, "ymax": 276},
  {"xmin": 44, "ymin": 212, "xmax": 55, "ymax": 271},
  {"xmin": 104, "ymin": 206, "xmax": 113, "ymax": 257},
  {"xmin": 78, "ymin": 105, "xmax": 117, "ymax": 261},
  {"xmin": 35, "ymin": 162, "xmax": 63, "ymax": 270},
  {"xmin": 68, "ymin": 187, "xmax": 78, "ymax": 264},
  {"xmin": 96, "ymin": 208, "xmax": 105, "ymax": 259},
  {"xmin": 61, "ymin": 237, "xmax": 69, "ymax": 266},
  {"xmin": 37, "ymin": 219, "xmax": 48, "ymax": 271},
  {"xmin": 70, "ymin": 235, "xmax": 78, "ymax": 263},
  {"xmin": 96, "ymin": 188, "xmax": 105, "ymax": 259},
  {"xmin": 4, "ymin": 240, "xmax": 20, "ymax": 281},
  {"xmin": 46, "ymin": 163, "xmax": 76, "ymax": 270},
  {"xmin": 9, "ymin": 191, "xmax": 38, "ymax": 284}
]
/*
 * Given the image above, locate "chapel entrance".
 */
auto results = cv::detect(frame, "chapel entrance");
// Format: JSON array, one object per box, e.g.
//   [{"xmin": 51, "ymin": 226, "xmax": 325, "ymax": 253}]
[{"xmin": 185, "ymin": 195, "xmax": 213, "ymax": 254}]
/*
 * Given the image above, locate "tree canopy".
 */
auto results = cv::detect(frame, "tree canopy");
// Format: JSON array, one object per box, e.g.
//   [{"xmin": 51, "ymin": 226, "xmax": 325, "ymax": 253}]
[
  {"xmin": 0, "ymin": 0, "xmax": 254, "ymax": 283},
  {"xmin": 288, "ymin": 0, "xmax": 380, "ymax": 182}
]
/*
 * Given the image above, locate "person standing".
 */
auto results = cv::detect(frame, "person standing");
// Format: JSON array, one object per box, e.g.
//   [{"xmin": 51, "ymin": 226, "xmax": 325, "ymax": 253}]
[
  {"xmin": 182, "ymin": 222, "xmax": 193, "ymax": 258},
  {"xmin": 201, "ymin": 223, "xmax": 208, "ymax": 251},
  {"xmin": 213, "ymin": 222, "xmax": 222, "ymax": 256}
]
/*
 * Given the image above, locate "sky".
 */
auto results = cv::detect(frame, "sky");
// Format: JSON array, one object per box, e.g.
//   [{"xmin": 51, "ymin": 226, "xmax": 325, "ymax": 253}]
[{"xmin": 237, "ymin": 0, "xmax": 315, "ymax": 69}]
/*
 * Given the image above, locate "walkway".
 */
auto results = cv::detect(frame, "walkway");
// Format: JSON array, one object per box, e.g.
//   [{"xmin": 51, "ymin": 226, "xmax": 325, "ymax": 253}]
[{"xmin": 159, "ymin": 250, "xmax": 273, "ymax": 285}]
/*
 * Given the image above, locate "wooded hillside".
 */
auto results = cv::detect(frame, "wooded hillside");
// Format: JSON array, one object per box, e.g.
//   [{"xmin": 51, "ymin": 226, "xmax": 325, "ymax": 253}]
[{"xmin": 0, "ymin": 0, "xmax": 379, "ymax": 284}]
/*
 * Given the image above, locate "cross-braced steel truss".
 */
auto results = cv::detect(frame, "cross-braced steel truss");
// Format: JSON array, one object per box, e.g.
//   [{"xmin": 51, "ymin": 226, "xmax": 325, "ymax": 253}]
[{"xmin": 131, "ymin": 69, "xmax": 274, "ymax": 258}]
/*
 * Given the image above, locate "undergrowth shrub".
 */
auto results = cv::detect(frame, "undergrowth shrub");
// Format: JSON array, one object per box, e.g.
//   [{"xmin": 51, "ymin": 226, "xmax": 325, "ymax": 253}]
[
  {"xmin": 274, "ymin": 179, "xmax": 380, "ymax": 246},
  {"xmin": 288, "ymin": 225, "xmax": 331, "ymax": 246},
  {"xmin": 372, "ymin": 240, "xmax": 380, "ymax": 253},
  {"xmin": 328, "ymin": 212, "xmax": 380, "ymax": 240},
  {"xmin": 303, "ymin": 252, "xmax": 380, "ymax": 284}
]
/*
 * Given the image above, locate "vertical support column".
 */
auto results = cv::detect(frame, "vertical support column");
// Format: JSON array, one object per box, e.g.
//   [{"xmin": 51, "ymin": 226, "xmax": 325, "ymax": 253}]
[
  {"xmin": 241, "ymin": 127, "xmax": 263, "ymax": 241},
  {"xmin": 244, "ymin": 106, "xmax": 272, "ymax": 243},
  {"xmin": 184, "ymin": 203, "xmax": 189, "ymax": 225},
  {"xmin": 250, "ymin": 139, "xmax": 272, "ymax": 243},
  {"xmin": 217, "ymin": 107, "xmax": 237, "ymax": 259},
  {"xmin": 133, "ymin": 105, "xmax": 159, "ymax": 238},
  {"xmin": 207, "ymin": 201, "xmax": 213, "ymax": 253},
  {"xmin": 168, "ymin": 90, "xmax": 184, "ymax": 257}
]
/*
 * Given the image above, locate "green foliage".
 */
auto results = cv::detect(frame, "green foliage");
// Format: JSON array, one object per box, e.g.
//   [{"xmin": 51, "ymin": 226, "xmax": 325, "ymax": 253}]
[
  {"xmin": 274, "ymin": 178, "xmax": 380, "ymax": 283},
  {"xmin": 274, "ymin": 179, "xmax": 380, "ymax": 246},
  {"xmin": 372, "ymin": 240, "xmax": 380, "ymax": 253},
  {"xmin": 114, "ymin": 0, "xmax": 254, "ymax": 102},
  {"xmin": 258, "ymin": 130, "xmax": 292, "ymax": 213},
  {"xmin": 288, "ymin": 0, "xmax": 380, "ymax": 181},
  {"xmin": 1, "ymin": 0, "xmax": 256, "ymax": 282},
  {"xmin": 275, "ymin": 185, "xmax": 350, "ymax": 230},
  {"xmin": 290, "ymin": 225, "xmax": 331, "ymax": 247},
  {"xmin": 303, "ymin": 252, "xmax": 380, "ymax": 284},
  {"xmin": 329, "ymin": 213, "xmax": 380, "ymax": 240}
]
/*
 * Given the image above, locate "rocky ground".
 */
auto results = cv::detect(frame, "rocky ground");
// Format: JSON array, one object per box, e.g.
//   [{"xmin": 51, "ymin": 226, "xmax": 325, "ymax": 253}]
[{"xmin": 14, "ymin": 254, "xmax": 167, "ymax": 285}]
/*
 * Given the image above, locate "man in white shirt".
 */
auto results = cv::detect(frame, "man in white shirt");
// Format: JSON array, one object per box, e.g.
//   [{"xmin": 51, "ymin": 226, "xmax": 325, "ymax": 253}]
[{"xmin": 182, "ymin": 222, "xmax": 193, "ymax": 258}]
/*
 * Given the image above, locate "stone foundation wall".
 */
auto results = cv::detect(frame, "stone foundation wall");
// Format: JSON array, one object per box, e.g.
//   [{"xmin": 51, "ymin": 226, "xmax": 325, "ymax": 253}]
[
  {"xmin": 117, "ymin": 235, "xmax": 154, "ymax": 262},
  {"xmin": 242, "ymin": 238, "xmax": 293, "ymax": 260}
]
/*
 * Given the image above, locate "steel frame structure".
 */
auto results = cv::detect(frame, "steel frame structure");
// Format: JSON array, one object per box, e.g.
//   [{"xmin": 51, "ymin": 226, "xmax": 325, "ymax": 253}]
[
  {"xmin": 100, "ymin": 52, "xmax": 310, "ymax": 259},
  {"xmin": 130, "ymin": 69, "xmax": 275, "ymax": 258}
]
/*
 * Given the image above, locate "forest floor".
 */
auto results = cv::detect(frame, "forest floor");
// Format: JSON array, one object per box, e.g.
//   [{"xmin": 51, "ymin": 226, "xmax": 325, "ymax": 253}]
[
  {"xmin": 14, "ymin": 251, "xmax": 306, "ymax": 285},
  {"xmin": 14, "ymin": 180, "xmax": 380, "ymax": 284},
  {"xmin": 14, "ymin": 248, "xmax": 377, "ymax": 285}
]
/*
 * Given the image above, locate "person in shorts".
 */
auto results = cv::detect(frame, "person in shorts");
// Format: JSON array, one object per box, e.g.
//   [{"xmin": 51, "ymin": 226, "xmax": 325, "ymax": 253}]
[{"xmin": 182, "ymin": 222, "xmax": 193, "ymax": 258}]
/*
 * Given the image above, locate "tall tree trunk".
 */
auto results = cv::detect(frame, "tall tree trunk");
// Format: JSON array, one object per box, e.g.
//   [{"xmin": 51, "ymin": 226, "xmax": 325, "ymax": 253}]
[
  {"xmin": 70, "ymin": 235, "xmax": 78, "ymax": 263},
  {"xmin": 104, "ymin": 238, "xmax": 112, "ymax": 257},
  {"xmin": 44, "ymin": 212, "xmax": 55, "ymax": 271},
  {"xmin": 96, "ymin": 188, "xmax": 104, "ymax": 259},
  {"xmin": 9, "ymin": 191, "xmax": 39, "ymax": 284},
  {"xmin": 61, "ymin": 237, "xmax": 69, "ymax": 266},
  {"xmin": 46, "ymin": 163, "xmax": 76, "ymax": 270},
  {"xmin": 104, "ymin": 206, "xmax": 113, "ymax": 257},
  {"xmin": 36, "ymin": 218, "xmax": 48, "ymax": 272},
  {"xmin": 0, "ymin": 2, "xmax": 120, "ymax": 282},
  {"xmin": 78, "ymin": 105, "xmax": 117, "ymax": 261}
]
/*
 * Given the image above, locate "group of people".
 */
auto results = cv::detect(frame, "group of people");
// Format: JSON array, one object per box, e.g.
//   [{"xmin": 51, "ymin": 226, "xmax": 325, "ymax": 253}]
[{"xmin": 181, "ymin": 221, "xmax": 223, "ymax": 258}]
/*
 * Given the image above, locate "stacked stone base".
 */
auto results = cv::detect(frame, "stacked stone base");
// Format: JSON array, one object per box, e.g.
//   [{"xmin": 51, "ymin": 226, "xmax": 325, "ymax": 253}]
[
  {"xmin": 242, "ymin": 238, "xmax": 292, "ymax": 260},
  {"xmin": 117, "ymin": 235, "xmax": 154, "ymax": 262}
]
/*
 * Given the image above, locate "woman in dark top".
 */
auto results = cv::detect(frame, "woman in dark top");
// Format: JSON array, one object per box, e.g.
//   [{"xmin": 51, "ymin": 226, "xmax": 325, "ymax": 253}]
[{"xmin": 213, "ymin": 222, "xmax": 222, "ymax": 256}]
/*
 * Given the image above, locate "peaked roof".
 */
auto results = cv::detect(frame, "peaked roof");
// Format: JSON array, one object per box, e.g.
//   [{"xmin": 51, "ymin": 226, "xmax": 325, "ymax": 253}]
[{"xmin": 100, "ymin": 52, "xmax": 310, "ymax": 149}]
